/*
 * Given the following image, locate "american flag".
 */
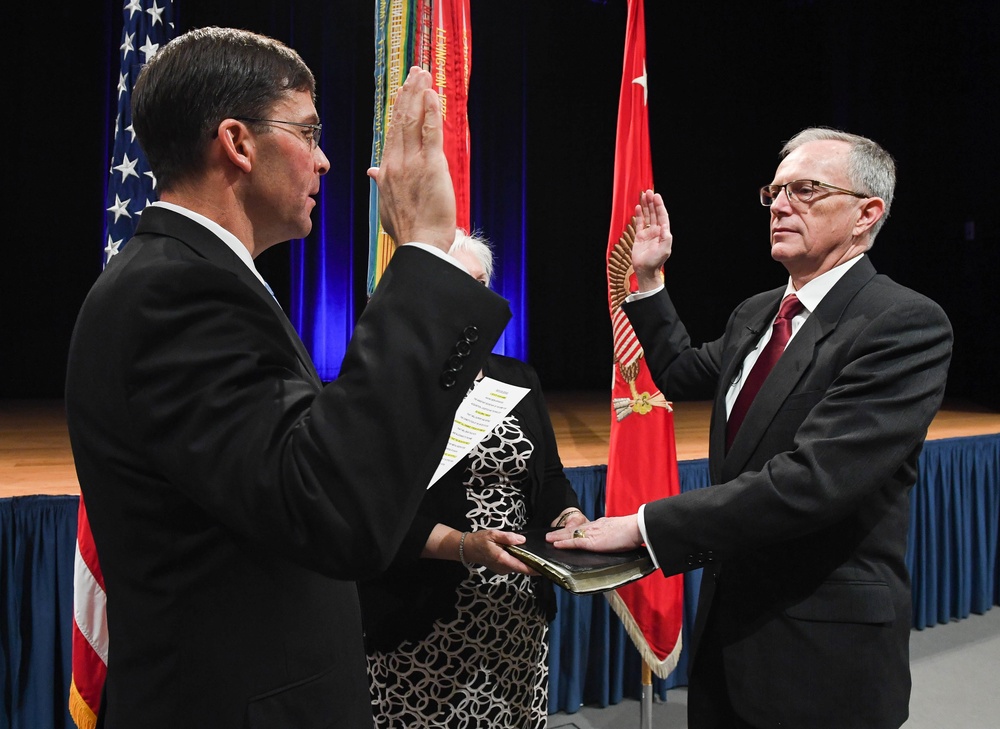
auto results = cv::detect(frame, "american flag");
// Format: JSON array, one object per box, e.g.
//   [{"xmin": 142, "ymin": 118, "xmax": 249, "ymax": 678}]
[
  {"xmin": 103, "ymin": 0, "xmax": 175, "ymax": 265},
  {"xmin": 70, "ymin": 4, "xmax": 175, "ymax": 728}
]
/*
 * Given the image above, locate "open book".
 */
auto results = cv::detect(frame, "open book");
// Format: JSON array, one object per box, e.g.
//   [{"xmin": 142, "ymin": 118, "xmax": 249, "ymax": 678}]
[{"xmin": 505, "ymin": 528, "xmax": 656, "ymax": 595}]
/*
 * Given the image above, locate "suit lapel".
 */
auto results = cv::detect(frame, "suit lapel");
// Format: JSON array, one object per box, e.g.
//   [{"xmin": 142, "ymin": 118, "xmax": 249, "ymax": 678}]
[
  {"xmin": 800, "ymin": 255, "xmax": 877, "ymax": 341},
  {"xmin": 721, "ymin": 257, "xmax": 878, "ymax": 472},
  {"xmin": 710, "ymin": 295, "xmax": 784, "ymax": 477},
  {"xmin": 723, "ymin": 311, "xmax": 816, "ymax": 469},
  {"xmin": 135, "ymin": 207, "xmax": 323, "ymax": 386}
]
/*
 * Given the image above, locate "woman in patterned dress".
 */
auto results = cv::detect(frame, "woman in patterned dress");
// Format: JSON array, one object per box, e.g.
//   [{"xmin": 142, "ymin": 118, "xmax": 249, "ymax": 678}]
[{"xmin": 359, "ymin": 231, "xmax": 589, "ymax": 728}]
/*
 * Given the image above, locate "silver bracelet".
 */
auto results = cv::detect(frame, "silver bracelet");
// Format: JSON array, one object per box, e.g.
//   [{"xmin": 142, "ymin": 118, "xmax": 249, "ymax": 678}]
[{"xmin": 459, "ymin": 531, "xmax": 472, "ymax": 567}]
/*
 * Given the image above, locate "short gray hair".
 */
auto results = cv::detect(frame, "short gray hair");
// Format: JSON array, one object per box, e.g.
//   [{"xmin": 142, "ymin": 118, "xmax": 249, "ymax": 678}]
[
  {"xmin": 781, "ymin": 127, "xmax": 896, "ymax": 243},
  {"xmin": 449, "ymin": 229, "xmax": 495, "ymax": 287}
]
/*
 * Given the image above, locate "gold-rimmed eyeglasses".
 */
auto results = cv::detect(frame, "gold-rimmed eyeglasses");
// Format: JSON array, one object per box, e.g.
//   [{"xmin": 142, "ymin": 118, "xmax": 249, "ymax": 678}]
[
  {"xmin": 234, "ymin": 116, "xmax": 322, "ymax": 149},
  {"xmin": 760, "ymin": 179, "xmax": 869, "ymax": 207}
]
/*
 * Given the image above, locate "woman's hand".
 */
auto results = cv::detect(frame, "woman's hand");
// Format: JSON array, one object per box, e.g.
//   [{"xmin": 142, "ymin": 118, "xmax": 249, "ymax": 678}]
[
  {"xmin": 551, "ymin": 508, "xmax": 588, "ymax": 531},
  {"xmin": 461, "ymin": 529, "xmax": 538, "ymax": 575}
]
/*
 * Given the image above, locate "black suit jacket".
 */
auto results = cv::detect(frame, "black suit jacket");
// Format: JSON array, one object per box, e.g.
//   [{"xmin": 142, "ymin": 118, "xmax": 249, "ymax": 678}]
[
  {"xmin": 359, "ymin": 354, "xmax": 580, "ymax": 652},
  {"xmin": 65, "ymin": 207, "xmax": 510, "ymax": 729},
  {"xmin": 623, "ymin": 256, "xmax": 952, "ymax": 729}
]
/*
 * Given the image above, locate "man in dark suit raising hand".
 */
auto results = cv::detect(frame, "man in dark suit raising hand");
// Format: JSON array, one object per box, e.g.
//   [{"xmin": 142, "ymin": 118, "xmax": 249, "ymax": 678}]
[
  {"xmin": 550, "ymin": 128, "xmax": 952, "ymax": 729},
  {"xmin": 66, "ymin": 26, "xmax": 510, "ymax": 729}
]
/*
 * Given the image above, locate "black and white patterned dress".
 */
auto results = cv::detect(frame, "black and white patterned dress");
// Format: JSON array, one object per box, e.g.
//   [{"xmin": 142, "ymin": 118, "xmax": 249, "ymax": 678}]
[{"xmin": 367, "ymin": 413, "xmax": 550, "ymax": 728}]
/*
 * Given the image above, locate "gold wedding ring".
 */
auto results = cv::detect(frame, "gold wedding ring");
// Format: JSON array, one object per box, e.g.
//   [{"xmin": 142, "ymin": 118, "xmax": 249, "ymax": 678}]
[{"xmin": 573, "ymin": 528, "xmax": 586, "ymax": 539}]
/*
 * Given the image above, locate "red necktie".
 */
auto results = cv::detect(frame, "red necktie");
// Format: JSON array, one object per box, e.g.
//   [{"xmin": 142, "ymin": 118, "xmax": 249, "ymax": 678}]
[{"xmin": 726, "ymin": 294, "xmax": 805, "ymax": 450}]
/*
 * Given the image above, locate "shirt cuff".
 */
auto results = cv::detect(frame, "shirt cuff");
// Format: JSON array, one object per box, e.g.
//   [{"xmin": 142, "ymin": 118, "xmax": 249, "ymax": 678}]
[
  {"xmin": 405, "ymin": 242, "xmax": 467, "ymax": 271},
  {"xmin": 637, "ymin": 504, "xmax": 661, "ymax": 570},
  {"xmin": 625, "ymin": 283, "xmax": 664, "ymax": 303}
]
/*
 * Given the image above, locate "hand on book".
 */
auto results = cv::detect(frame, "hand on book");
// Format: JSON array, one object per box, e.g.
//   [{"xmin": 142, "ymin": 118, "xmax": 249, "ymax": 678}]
[
  {"xmin": 463, "ymin": 529, "xmax": 541, "ymax": 576},
  {"xmin": 545, "ymin": 515, "xmax": 643, "ymax": 553}
]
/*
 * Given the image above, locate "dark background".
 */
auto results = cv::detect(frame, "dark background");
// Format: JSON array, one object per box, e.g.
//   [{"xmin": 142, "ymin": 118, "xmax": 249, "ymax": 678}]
[{"xmin": 6, "ymin": 0, "xmax": 999, "ymax": 405}]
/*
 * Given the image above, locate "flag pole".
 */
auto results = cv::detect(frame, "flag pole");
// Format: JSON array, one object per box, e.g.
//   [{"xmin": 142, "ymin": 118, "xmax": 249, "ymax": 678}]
[{"xmin": 640, "ymin": 659, "xmax": 653, "ymax": 729}]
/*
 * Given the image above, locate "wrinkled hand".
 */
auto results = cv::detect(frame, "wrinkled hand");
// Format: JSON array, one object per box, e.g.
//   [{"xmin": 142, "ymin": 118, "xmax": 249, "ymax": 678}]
[
  {"xmin": 631, "ymin": 190, "xmax": 673, "ymax": 292},
  {"xmin": 464, "ymin": 529, "xmax": 538, "ymax": 576},
  {"xmin": 546, "ymin": 515, "xmax": 643, "ymax": 553},
  {"xmin": 367, "ymin": 66, "xmax": 456, "ymax": 252}
]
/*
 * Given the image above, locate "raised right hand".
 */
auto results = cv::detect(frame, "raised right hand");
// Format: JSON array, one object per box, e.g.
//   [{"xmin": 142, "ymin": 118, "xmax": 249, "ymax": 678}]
[
  {"xmin": 367, "ymin": 66, "xmax": 456, "ymax": 252},
  {"xmin": 631, "ymin": 190, "xmax": 673, "ymax": 292}
]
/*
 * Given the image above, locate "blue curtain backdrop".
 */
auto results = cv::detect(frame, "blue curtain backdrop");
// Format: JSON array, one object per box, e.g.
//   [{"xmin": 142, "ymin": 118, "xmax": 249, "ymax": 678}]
[
  {"xmin": 466, "ymin": 2, "xmax": 530, "ymax": 361},
  {"xmin": 1, "ymin": 496, "xmax": 78, "ymax": 729},
  {"xmin": 87, "ymin": 0, "xmax": 1000, "ymax": 399},
  {"xmin": 11, "ymin": 1, "xmax": 1000, "ymax": 401},
  {"xmin": 4, "ymin": 434, "xmax": 999, "ymax": 726},
  {"xmin": 286, "ymin": 5, "xmax": 365, "ymax": 381}
]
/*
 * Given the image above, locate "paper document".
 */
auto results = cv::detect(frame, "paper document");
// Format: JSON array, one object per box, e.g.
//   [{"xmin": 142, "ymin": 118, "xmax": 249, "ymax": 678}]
[{"xmin": 428, "ymin": 376, "xmax": 530, "ymax": 487}]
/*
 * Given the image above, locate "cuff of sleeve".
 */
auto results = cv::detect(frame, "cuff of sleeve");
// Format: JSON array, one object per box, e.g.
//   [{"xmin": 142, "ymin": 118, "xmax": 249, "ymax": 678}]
[
  {"xmin": 637, "ymin": 504, "xmax": 661, "ymax": 570},
  {"xmin": 404, "ymin": 242, "xmax": 467, "ymax": 272},
  {"xmin": 625, "ymin": 283, "xmax": 665, "ymax": 303}
]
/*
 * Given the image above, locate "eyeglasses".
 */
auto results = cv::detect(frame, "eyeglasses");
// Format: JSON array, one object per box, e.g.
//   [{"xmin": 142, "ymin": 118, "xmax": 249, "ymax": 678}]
[
  {"xmin": 760, "ymin": 179, "xmax": 869, "ymax": 207},
  {"xmin": 234, "ymin": 117, "xmax": 322, "ymax": 149}
]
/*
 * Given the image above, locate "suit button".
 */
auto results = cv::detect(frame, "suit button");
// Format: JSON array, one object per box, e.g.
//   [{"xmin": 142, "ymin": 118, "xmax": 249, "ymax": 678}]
[
  {"xmin": 447, "ymin": 354, "xmax": 465, "ymax": 370},
  {"xmin": 441, "ymin": 370, "xmax": 458, "ymax": 389},
  {"xmin": 463, "ymin": 325, "xmax": 479, "ymax": 343},
  {"xmin": 454, "ymin": 340, "xmax": 471, "ymax": 357}
]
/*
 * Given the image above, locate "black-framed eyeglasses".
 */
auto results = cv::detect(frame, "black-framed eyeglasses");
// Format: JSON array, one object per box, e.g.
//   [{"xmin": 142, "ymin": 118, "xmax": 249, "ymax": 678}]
[
  {"xmin": 760, "ymin": 179, "xmax": 869, "ymax": 207},
  {"xmin": 234, "ymin": 117, "xmax": 322, "ymax": 149}
]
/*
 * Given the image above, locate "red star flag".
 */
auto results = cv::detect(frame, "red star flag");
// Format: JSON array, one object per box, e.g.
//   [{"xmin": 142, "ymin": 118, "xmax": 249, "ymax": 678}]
[{"xmin": 604, "ymin": 0, "xmax": 684, "ymax": 680}]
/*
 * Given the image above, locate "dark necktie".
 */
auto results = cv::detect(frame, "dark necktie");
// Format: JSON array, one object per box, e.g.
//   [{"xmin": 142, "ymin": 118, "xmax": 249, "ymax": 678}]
[{"xmin": 726, "ymin": 294, "xmax": 805, "ymax": 450}]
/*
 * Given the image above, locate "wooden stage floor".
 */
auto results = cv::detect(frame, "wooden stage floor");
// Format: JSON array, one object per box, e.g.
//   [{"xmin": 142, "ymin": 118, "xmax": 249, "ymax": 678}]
[{"xmin": 4, "ymin": 397, "xmax": 1000, "ymax": 498}]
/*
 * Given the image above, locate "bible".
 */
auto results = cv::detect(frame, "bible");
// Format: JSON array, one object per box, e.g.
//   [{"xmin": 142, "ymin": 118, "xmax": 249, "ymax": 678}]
[{"xmin": 505, "ymin": 528, "xmax": 656, "ymax": 595}]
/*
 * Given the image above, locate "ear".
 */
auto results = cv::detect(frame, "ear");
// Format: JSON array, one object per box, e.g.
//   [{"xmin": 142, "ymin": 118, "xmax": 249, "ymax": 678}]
[
  {"xmin": 854, "ymin": 196, "xmax": 885, "ymax": 236},
  {"xmin": 216, "ymin": 119, "xmax": 254, "ymax": 173}
]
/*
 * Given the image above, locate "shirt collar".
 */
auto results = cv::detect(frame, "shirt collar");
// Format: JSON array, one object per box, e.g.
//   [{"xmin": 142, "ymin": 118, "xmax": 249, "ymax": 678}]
[
  {"xmin": 150, "ymin": 201, "xmax": 267, "ymax": 287},
  {"xmin": 783, "ymin": 254, "xmax": 865, "ymax": 313}
]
